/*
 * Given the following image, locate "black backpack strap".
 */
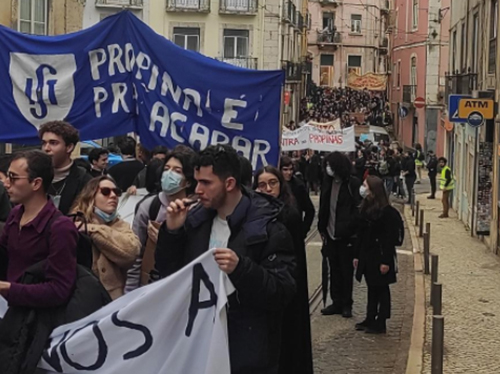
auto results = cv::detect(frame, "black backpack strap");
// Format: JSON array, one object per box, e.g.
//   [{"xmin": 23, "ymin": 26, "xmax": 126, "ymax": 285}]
[
  {"xmin": 148, "ymin": 195, "xmax": 162, "ymax": 221},
  {"xmin": 133, "ymin": 192, "xmax": 156, "ymax": 216}
]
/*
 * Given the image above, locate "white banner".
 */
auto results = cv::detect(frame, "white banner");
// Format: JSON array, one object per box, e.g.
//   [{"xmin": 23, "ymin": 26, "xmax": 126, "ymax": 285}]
[
  {"xmin": 307, "ymin": 118, "xmax": 341, "ymax": 131},
  {"xmin": 37, "ymin": 250, "xmax": 235, "ymax": 374},
  {"xmin": 282, "ymin": 125, "xmax": 355, "ymax": 152}
]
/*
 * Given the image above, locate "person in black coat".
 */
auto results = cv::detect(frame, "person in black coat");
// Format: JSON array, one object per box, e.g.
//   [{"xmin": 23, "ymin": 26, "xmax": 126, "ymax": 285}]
[
  {"xmin": 254, "ymin": 166, "xmax": 313, "ymax": 374},
  {"xmin": 280, "ymin": 156, "xmax": 315, "ymax": 238},
  {"xmin": 426, "ymin": 151, "xmax": 438, "ymax": 199},
  {"xmin": 354, "ymin": 176, "xmax": 400, "ymax": 334},
  {"xmin": 318, "ymin": 152, "xmax": 361, "ymax": 317},
  {"xmin": 353, "ymin": 149, "xmax": 366, "ymax": 182},
  {"xmin": 402, "ymin": 152, "xmax": 416, "ymax": 204},
  {"xmin": 155, "ymin": 145, "xmax": 296, "ymax": 374}
]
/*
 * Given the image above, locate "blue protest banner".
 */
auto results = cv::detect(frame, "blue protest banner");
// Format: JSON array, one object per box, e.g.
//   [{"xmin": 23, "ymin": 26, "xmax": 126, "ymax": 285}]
[
  {"xmin": 0, "ymin": 12, "xmax": 284, "ymax": 169},
  {"xmin": 448, "ymin": 94, "xmax": 471, "ymax": 123}
]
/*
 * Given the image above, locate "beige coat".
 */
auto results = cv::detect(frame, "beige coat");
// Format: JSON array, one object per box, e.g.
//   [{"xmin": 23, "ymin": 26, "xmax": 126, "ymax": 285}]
[{"xmin": 87, "ymin": 217, "xmax": 141, "ymax": 300}]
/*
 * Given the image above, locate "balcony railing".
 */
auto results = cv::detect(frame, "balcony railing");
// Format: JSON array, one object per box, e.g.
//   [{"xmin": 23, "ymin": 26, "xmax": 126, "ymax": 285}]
[
  {"xmin": 380, "ymin": 36, "xmax": 388, "ymax": 48},
  {"xmin": 166, "ymin": 0, "xmax": 210, "ymax": 12},
  {"xmin": 284, "ymin": 61, "xmax": 302, "ymax": 82},
  {"xmin": 319, "ymin": 0, "xmax": 338, "ymax": 5},
  {"xmin": 403, "ymin": 85, "xmax": 416, "ymax": 104},
  {"xmin": 317, "ymin": 30, "xmax": 341, "ymax": 44},
  {"xmin": 445, "ymin": 71, "xmax": 478, "ymax": 103},
  {"xmin": 96, "ymin": 0, "xmax": 143, "ymax": 8},
  {"xmin": 220, "ymin": 0, "xmax": 257, "ymax": 14},
  {"xmin": 381, "ymin": 0, "xmax": 389, "ymax": 13},
  {"xmin": 297, "ymin": 12, "xmax": 304, "ymax": 29},
  {"xmin": 217, "ymin": 57, "xmax": 258, "ymax": 69}
]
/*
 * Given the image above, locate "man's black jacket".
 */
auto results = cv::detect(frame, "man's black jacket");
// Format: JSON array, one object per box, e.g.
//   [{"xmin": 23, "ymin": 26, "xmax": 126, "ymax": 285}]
[
  {"xmin": 288, "ymin": 176, "xmax": 315, "ymax": 237},
  {"xmin": 155, "ymin": 189, "xmax": 296, "ymax": 374}
]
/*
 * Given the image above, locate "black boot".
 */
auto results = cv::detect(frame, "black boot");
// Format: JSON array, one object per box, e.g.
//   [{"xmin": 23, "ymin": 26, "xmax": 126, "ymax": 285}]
[
  {"xmin": 321, "ymin": 304, "xmax": 342, "ymax": 315},
  {"xmin": 365, "ymin": 318, "xmax": 387, "ymax": 334},
  {"xmin": 355, "ymin": 319, "xmax": 375, "ymax": 331}
]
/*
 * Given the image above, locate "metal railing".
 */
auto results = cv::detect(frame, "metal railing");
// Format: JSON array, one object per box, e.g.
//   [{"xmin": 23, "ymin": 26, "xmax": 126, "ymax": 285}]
[
  {"xmin": 444, "ymin": 71, "xmax": 478, "ymax": 102},
  {"xmin": 403, "ymin": 85, "xmax": 416, "ymax": 104},
  {"xmin": 317, "ymin": 30, "xmax": 341, "ymax": 44},
  {"xmin": 216, "ymin": 57, "xmax": 258, "ymax": 69},
  {"xmin": 166, "ymin": 0, "xmax": 210, "ymax": 11},
  {"xmin": 219, "ymin": 0, "xmax": 257, "ymax": 13},
  {"xmin": 284, "ymin": 61, "xmax": 302, "ymax": 81},
  {"xmin": 96, "ymin": 0, "xmax": 143, "ymax": 7},
  {"xmin": 380, "ymin": 36, "xmax": 389, "ymax": 48}
]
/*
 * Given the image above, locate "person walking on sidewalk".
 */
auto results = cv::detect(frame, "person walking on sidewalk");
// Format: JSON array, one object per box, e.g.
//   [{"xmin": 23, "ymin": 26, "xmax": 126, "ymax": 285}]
[
  {"xmin": 427, "ymin": 151, "xmax": 438, "ymax": 199},
  {"xmin": 402, "ymin": 151, "xmax": 416, "ymax": 204},
  {"xmin": 414, "ymin": 143, "xmax": 425, "ymax": 184},
  {"xmin": 439, "ymin": 157, "xmax": 454, "ymax": 218},
  {"xmin": 354, "ymin": 176, "xmax": 401, "ymax": 334}
]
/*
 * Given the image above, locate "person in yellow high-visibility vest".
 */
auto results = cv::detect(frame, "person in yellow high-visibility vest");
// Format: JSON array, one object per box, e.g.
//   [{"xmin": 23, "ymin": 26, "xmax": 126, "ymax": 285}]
[{"xmin": 438, "ymin": 157, "xmax": 454, "ymax": 218}]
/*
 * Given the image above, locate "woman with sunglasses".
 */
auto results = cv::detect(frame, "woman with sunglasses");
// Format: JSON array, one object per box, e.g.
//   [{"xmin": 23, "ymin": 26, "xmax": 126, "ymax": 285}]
[
  {"xmin": 253, "ymin": 166, "xmax": 313, "ymax": 374},
  {"xmin": 71, "ymin": 176, "xmax": 140, "ymax": 300}
]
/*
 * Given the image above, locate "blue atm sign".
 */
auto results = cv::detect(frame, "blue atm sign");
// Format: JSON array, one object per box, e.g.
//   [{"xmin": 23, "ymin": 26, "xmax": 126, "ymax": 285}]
[{"xmin": 448, "ymin": 94, "xmax": 471, "ymax": 123}]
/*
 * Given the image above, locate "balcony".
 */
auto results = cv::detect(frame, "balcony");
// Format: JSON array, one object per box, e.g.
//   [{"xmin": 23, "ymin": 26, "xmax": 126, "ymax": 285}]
[
  {"xmin": 95, "ymin": 0, "xmax": 143, "ymax": 8},
  {"xmin": 319, "ymin": 0, "xmax": 338, "ymax": 6},
  {"xmin": 220, "ymin": 0, "xmax": 257, "ymax": 14},
  {"xmin": 445, "ymin": 70, "xmax": 478, "ymax": 102},
  {"xmin": 403, "ymin": 85, "xmax": 416, "ymax": 104},
  {"xmin": 284, "ymin": 61, "xmax": 302, "ymax": 82},
  {"xmin": 166, "ymin": 0, "xmax": 210, "ymax": 12},
  {"xmin": 296, "ymin": 12, "xmax": 304, "ymax": 30},
  {"xmin": 217, "ymin": 57, "xmax": 258, "ymax": 69},
  {"xmin": 381, "ymin": 0, "xmax": 389, "ymax": 13},
  {"xmin": 317, "ymin": 30, "xmax": 342, "ymax": 44},
  {"xmin": 379, "ymin": 36, "xmax": 388, "ymax": 53}
]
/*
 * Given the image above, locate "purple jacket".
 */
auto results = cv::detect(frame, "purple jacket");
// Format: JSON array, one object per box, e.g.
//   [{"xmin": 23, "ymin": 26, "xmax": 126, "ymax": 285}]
[{"xmin": 0, "ymin": 200, "xmax": 78, "ymax": 308}]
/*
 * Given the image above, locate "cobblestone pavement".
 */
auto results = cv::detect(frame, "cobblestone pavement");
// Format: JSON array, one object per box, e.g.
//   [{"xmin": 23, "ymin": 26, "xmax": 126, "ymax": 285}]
[
  {"xmin": 413, "ymin": 188, "xmax": 500, "ymax": 373},
  {"xmin": 307, "ymin": 202, "xmax": 414, "ymax": 374}
]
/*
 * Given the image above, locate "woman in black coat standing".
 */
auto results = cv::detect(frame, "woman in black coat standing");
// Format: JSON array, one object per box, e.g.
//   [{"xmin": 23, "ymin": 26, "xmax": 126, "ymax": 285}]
[
  {"xmin": 254, "ymin": 166, "xmax": 313, "ymax": 374},
  {"xmin": 354, "ymin": 175, "xmax": 401, "ymax": 334}
]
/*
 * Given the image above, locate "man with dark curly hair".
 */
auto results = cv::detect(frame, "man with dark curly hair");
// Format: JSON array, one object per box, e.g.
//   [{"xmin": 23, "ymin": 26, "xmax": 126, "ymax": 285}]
[{"xmin": 39, "ymin": 121, "xmax": 92, "ymax": 214}]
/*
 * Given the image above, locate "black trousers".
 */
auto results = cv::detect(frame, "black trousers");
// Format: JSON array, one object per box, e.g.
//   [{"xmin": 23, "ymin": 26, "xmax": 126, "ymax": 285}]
[
  {"xmin": 367, "ymin": 284, "xmax": 391, "ymax": 321},
  {"xmin": 325, "ymin": 237, "xmax": 354, "ymax": 309},
  {"xmin": 429, "ymin": 173, "xmax": 437, "ymax": 197},
  {"xmin": 405, "ymin": 176, "xmax": 416, "ymax": 203}
]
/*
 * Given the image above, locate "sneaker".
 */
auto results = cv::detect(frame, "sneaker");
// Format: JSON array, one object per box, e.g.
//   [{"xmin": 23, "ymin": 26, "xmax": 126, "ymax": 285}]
[
  {"xmin": 321, "ymin": 304, "xmax": 342, "ymax": 316},
  {"xmin": 355, "ymin": 320, "xmax": 373, "ymax": 331},
  {"xmin": 342, "ymin": 307, "xmax": 353, "ymax": 318}
]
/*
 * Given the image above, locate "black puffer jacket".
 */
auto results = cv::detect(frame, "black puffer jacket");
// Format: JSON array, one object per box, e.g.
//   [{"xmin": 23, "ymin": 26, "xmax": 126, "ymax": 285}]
[{"xmin": 155, "ymin": 189, "xmax": 296, "ymax": 374}]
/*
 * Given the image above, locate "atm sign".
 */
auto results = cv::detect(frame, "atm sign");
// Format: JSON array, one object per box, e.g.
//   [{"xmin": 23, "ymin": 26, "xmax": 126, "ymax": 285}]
[{"xmin": 458, "ymin": 99, "xmax": 494, "ymax": 119}]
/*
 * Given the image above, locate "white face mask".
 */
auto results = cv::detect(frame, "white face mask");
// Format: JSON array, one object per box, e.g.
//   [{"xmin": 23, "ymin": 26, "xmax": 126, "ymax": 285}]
[
  {"xmin": 359, "ymin": 185, "xmax": 368, "ymax": 198},
  {"xmin": 326, "ymin": 165, "xmax": 335, "ymax": 177}
]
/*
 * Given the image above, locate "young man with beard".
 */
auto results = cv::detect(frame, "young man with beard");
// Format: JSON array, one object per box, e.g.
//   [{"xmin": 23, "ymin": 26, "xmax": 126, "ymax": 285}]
[
  {"xmin": 39, "ymin": 121, "xmax": 92, "ymax": 215},
  {"xmin": 155, "ymin": 145, "xmax": 296, "ymax": 374}
]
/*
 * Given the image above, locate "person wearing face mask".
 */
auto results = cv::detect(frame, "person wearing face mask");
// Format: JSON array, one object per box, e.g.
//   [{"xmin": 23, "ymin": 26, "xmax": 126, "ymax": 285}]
[
  {"xmin": 124, "ymin": 148, "xmax": 197, "ymax": 292},
  {"xmin": 71, "ymin": 176, "xmax": 140, "ymax": 300},
  {"xmin": 354, "ymin": 176, "xmax": 401, "ymax": 334},
  {"xmin": 318, "ymin": 152, "xmax": 361, "ymax": 318},
  {"xmin": 254, "ymin": 166, "xmax": 313, "ymax": 374}
]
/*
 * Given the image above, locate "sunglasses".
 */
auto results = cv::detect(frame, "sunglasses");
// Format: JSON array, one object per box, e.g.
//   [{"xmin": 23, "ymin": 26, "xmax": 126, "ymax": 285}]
[{"xmin": 99, "ymin": 187, "xmax": 122, "ymax": 197}]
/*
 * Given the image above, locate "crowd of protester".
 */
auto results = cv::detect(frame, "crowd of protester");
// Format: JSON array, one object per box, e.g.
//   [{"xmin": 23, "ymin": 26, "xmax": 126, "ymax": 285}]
[{"xmin": 0, "ymin": 119, "xmax": 413, "ymax": 374}]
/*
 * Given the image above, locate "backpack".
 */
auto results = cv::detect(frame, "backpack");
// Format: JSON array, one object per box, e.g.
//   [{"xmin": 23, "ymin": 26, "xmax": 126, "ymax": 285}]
[
  {"xmin": 379, "ymin": 159, "xmax": 389, "ymax": 175},
  {"xmin": 45, "ymin": 212, "xmax": 93, "ymax": 270}
]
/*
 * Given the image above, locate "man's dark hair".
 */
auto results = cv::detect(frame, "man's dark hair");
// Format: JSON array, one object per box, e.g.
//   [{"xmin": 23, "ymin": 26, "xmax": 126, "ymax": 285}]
[
  {"xmin": 118, "ymin": 136, "xmax": 137, "ymax": 157},
  {"xmin": 12, "ymin": 150, "xmax": 54, "ymax": 192},
  {"xmin": 88, "ymin": 148, "xmax": 109, "ymax": 165},
  {"xmin": 152, "ymin": 146, "xmax": 169, "ymax": 157},
  {"xmin": 239, "ymin": 155, "xmax": 253, "ymax": 188},
  {"xmin": 279, "ymin": 156, "xmax": 294, "ymax": 169},
  {"xmin": 438, "ymin": 157, "xmax": 448, "ymax": 164},
  {"xmin": 164, "ymin": 148, "xmax": 197, "ymax": 194},
  {"xmin": 0, "ymin": 155, "xmax": 12, "ymax": 175},
  {"xmin": 195, "ymin": 145, "xmax": 241, "ymax": 186},
  {"xmin": 38, "ymin": 121, "xmax": 80, "ymax": 146},
  {"xmin": 324, "ymin": 151, "xmax": 352, "ymax": 181}
]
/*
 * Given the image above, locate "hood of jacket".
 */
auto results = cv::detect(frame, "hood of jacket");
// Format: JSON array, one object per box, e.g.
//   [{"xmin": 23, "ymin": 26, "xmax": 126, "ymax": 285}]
[{"xmin": 186, "ymin": 187, "xmax": 283, "ymax": 246}]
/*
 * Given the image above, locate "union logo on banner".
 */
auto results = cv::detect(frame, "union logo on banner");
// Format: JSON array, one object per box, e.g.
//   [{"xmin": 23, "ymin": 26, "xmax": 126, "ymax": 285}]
[{"xmin": 9, "ymin": 53, "xmax": 77, "ymax": 129}]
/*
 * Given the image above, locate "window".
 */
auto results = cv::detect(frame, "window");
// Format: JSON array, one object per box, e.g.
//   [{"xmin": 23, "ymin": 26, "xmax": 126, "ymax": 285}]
[
  {"xmin": 347, "ymin": 55, "xmax": 362, "ymax": 75},
  {"xmin": 320, "ymin": 54, "xmax": 334, "ymax": 66},
  {"xmin": 472, "ymin": 13, "xmax": 479, "ymax": 73},
  {"xmin": 397, "ymin": 60, "xmax": 401, "ymax": 87},
  {"xmin": 322, "ymin": 12, "xmax": 335, "ymax": 31},
  {"xmin": 320, "ymin": 54, "xmax": 334, "ymax": 87},
  {"xmin": 412, "ymin": 0, "xmax": 418, "ymax": 29},
  {"xmin": 410, "ymin": 56, "xmax": 417, "ymax": 101},
  {"xmin": 452, "ymin": 30, "xmax": 457, "ymax": 73},
  {"xmin": 223, "ymin": 29, "xmax": 249, "ymax": 58},
  {"xmin": 351, "ymin": 14, "xmax": 362, "ymax": 34},
  {"xmin": 489, "ymin": 0, "xmax": 498, "ymax": 74},
  {"xmin": 460, "ymin": 23, "xmax": 466, "ymax": 71},
  {"xmin": 19, "ymin": 0, "xmax": 48, "ymax": 35},
  {"xmin": 173, "ymin": 27, "xmax": 200, "ymax": 52}
]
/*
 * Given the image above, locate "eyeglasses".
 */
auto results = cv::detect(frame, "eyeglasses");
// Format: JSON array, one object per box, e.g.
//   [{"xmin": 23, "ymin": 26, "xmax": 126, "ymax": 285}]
[
  {"xmin": 257, "ymin": 180, "xmax": 279, "ymax": 190},
  {"xmin": 6, "ymin": 172, "xmax": 30, "ymax": 183},
  {"xmin": 99, "ymin": 187, "xmax": 122, "ymax": 197}
]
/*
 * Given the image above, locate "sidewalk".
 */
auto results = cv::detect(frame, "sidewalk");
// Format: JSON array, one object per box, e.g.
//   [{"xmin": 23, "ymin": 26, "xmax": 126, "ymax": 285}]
[
  {"xmin": 309, "ymin": 202, "xmax": 414, "ymax": 374},
  {"xmin": 410, "ymin": 191, "xmax": 500, "ymax": 373}
]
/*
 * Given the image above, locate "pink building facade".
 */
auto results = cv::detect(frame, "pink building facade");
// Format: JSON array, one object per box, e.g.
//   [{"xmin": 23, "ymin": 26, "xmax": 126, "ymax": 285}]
[{"xmin": 389, "ymin": 0, "xmax": 450, "ymax": 156}]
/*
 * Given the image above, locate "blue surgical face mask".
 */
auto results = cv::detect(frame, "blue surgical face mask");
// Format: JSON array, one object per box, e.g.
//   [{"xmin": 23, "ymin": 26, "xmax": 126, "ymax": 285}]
[
  {"xmin": 161, "ymin": 170, "xmax": 185, "ymax": 196},
  {"xmin": 94, "ymin": 206, "xmax": 118, "ymax": 223},
  {"xmin": 359, "ymin": 185, "xmax": 368, "ymax": 198}
]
